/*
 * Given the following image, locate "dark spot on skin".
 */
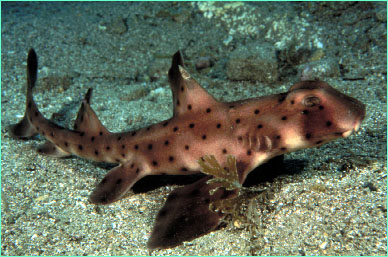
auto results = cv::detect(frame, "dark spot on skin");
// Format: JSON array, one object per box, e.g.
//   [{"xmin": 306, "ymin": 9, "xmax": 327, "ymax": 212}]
[
  {"xmin": 134, "ymin": 144, "xmax": 139, "ymax": 150},
  {"xmin": 162, "ymin": 121, "xmax": 169, "ymax": 127},
  {"xmin": 91, "ymin": 136, "xmax": 95, "ymax": 142},
  {"xmin": 291, "ymin": 100, "xmax": 295, "ymax": 104},
  {"xmin": 276, "ymin": 135, "xmax": 281, "ymax": 139},
  {"xmin": 148, "ymin": 144, "xmax": 153, "ymax": 150},
  {"xmin": 169, "ymin": 156, "xmax": 174, "ymax": 162},
  {"xmin": 306, "ymin": 133, "xmax": 312, "ymax": 139},
  {"xmin": 78, "ymin": 145, "xmax": 83, "ymax": 150},
  {"xmin": 302, "ymin": 110, "xmax": 309, "ymax": 115},
  {"xmin": 181, "ymin": 86, "xmax": 184, "ymax": 92},
  {"xmin": 130, "ymin": 163, "xmax": 134, "ymax": 168},
  {"xmin": 135, "ymin": 168, "xmax": 140, "ymax": 174},
  {"xmin": 229, "ymin": 105, "xmax": 235, "ymax": 108},
  {"xmin": 181, "ymin": 167, "xmax": 188, "ymax": 172},
  {"xmin": 122, "ymin": 144, "xmax": 125, "ymax": 149},
  {"xmin": 173, "ymin": 126, "xmax": 178, "ymax": 132},
  {"xmin": 280, "ymin": 147, "xmax": 287, "ymax": 151},
  {"xmin": 152, "ymin": 161, "xmax": 158, "ymax": 166},
  {"xmin": 216, "ymin": 123, "xmax": 221, "ymax": 128},
  {"xmin": 64, "ymin": 142, "xmax": 68, "ymax": 147},
  {"xmin": 117, "ymin": 136, "xmax": 122, "ymax": 141},
  {"xmin": 187, "ymin": 104, "xmax": 192, "ymax": 110},
  {"xmin": 247, "ymin": 150, "xmax": 252, "ymax": 156},
  {"xmin": 319, "ymin": 105, "xmax": 324, "ymax": 110},
  {"xmin": 326, "ymin": 121, "xmax": 332, "ymax": 127},
  {"xmin": 99, "ymin": 131, "xmax": 103, "ymax": 136},
  {"xmin": 238, "ymin": 136, "xmax": 243, "ymax": 141},
  {"xmin": 222, "ymin": 149, "xmax": 227, "ymax": 154},
  {"xmin": 235, "ymin": 118, "xmax": 241, "ymax": 124},
  {"xmin": 106, "ymin": 146, "xmax": 110, "ymax": 150},
  {"xmin": 316, "ymin": 140, "xmax": 323, "ymax": 144},
  {"xmin": 202, "ymin": 135, "xmax": 207, "ymax": 140},
  {"xmin": 257, "ymin": 124, "xmax": 263, "ymax": 129},
  {"xmin": 164, "ymin": 140, "xmax": 169, "ymax": 146},
  {"xmin": 254, "ymin": 109, "xmax": 260, "ymax": 114},
  {"xmin": 206, "ymin": 108, "xmax": 211, "ymax": 113},
  {"xmin": 131, "ymin": 131, "xmax": 137, "ymax": 136},
  {"xmin": 122, "ymin": 153, "xmax": 125, "ymax": 158},
  {"xmin": 185, "ymin": 145, "xmax": 189, "ymax": 150},
  {"xmin": 189, "ymin": 123, "xmax": 195, "ymax": 128},
  {"xmin": 281, "ymin": 116, "xmax": 287, "ymax": 120},
  {"xmin": 116, "ymin": 179, "xmax": 122, "ymax": 185},
  {"xmin": 95, "ymin": 150, "xmax": 99, "ymax": 155},
  {"xmin": 177, "ymin": 100, "xmax": 180, "ymax": 106}
]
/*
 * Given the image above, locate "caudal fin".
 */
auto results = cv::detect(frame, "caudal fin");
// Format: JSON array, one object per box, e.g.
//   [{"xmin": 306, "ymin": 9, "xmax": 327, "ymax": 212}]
[{"xmin": 8, "ymin": 49, "xmax": 39, "ymax": 138}]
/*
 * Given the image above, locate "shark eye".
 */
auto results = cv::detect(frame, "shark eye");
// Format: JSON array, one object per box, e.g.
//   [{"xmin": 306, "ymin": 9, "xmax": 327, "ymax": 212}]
[{"xmin": 303, "ymin": 96, "xmax": 320, "ymax": 107}]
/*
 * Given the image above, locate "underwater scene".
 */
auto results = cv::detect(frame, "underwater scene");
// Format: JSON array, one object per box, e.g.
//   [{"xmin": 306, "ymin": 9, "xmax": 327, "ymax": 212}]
[{"xmin": 1, "ymin": 1, "xmax": 386, "ymax": 255}]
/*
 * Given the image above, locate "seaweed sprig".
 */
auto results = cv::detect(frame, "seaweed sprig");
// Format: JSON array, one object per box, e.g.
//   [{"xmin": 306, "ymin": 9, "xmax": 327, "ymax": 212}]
[{"xmin": 198, "ymin": 155, "xmax": 242, "ymax": 195}]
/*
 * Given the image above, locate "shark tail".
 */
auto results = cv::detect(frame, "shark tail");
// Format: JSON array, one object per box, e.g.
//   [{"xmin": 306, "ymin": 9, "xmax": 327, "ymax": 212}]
[{"xmin": 9, "ymin": 49, "xmax": 39, "ymax": 139}]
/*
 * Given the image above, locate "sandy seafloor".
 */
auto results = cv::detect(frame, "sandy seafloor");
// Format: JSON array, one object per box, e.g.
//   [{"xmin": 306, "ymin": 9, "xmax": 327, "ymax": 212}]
[{"xmin": 1, "ymin": 2, "xmax": 386, "ymax": 256}]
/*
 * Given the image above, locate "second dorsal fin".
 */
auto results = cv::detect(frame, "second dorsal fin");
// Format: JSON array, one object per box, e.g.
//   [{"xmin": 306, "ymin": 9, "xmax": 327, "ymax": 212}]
[
  {"xmin": 74, "ymin": 88, "xmax": 110, "ymax": 135},
  {"xmin": 168, "ymin": 51, "xmax": 220, "ymax": 117}
]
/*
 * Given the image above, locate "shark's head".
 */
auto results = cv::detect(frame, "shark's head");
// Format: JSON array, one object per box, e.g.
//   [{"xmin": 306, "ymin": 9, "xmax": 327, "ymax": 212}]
[{"xmin": 276, "ymin": 80, "xmax": 365, "ymax": 151}]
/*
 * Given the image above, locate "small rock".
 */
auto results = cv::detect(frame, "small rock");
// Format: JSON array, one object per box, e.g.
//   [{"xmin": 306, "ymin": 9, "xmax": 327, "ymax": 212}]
[
  {"xmin": 106, "ymin": 17, "xmax": 128, "ymax": 35},
  {"xmin": 226, "ymin": 43, "xmax": 279, "ymax": 83},
  {"xmin": 376, "ymin": 8, "xmax": 387, "ymax": 22},
  {"xmin": 298, "ymin": 57, "xmax": 340, "ymax": 80},
  {"xmin": 40, "ymin": 75, "xmax": 73, "ymax": 92},
  {"xmin": 148, "ymin": 58, "xmax": 170, "ymax": 81},
  {"xmin": 362, "ymin": 182, "xmax": 377, "ymax": 191},
  {"xmin": 319, "ymin": 241, "xmax": 328, "ymax": 250},
  {"xmin": 195, "ymin": 57, "xmax": 212, "ymax": 71}
]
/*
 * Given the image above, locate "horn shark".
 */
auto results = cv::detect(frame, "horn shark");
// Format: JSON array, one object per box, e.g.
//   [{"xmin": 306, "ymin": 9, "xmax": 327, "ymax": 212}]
[{"xmin": 9, "ymin": 49, "xmax": 365, "ymax": 249}]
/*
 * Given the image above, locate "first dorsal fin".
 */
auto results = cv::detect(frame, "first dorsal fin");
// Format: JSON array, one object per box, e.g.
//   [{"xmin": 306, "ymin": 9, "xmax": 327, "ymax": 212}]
[
  {"xmin": 74, "ymin": 88, "xmax": 110, "ymax": 135},
  {"xmin": 168, "ymin": 51, "xmax": 220, "ymax": 117}
]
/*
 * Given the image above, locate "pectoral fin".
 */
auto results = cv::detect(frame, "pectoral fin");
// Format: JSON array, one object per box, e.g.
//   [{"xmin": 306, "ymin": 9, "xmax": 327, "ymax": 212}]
[
  {"xmin": 89, "ymin": 162, "xmax": 146, "ymax": 205},
  {"xmin": 147, "ymin": 175, "xmax": 238, "ymax": 249}
]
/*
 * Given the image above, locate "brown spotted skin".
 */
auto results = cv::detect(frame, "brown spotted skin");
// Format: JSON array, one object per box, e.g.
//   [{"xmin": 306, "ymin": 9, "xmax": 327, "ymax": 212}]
[{"xmin": 10, "ymin": 49, "xmax": 366, "ymax": 248}]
